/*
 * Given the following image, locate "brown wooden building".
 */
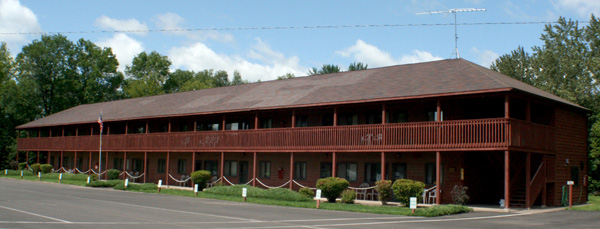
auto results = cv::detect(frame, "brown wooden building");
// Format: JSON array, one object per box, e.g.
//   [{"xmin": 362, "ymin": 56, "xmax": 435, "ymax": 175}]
[{"xmin": 15, "ymin": 59, "xmax": 588, "ymax": 208}]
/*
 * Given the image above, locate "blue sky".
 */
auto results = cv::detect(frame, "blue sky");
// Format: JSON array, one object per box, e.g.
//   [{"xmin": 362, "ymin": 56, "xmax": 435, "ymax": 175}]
[{"xmin": 1, "ymin": 0, "xmax": 599, "ymax": 82}]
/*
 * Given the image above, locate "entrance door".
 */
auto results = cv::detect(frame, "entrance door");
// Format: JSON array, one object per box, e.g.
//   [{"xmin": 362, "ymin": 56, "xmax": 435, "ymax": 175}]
[{"xmin": 239, "ymin": 161, "xmax": 248, "ymax": 184}]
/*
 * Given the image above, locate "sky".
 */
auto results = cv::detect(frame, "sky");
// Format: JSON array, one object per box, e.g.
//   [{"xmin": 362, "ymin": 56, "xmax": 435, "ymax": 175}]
[{"xmin": 1, "ymin": 0, "xmax": 599, "ymax": 82}]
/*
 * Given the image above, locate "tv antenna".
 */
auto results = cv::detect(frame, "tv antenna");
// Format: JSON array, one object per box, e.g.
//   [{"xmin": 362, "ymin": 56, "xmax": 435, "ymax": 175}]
[{"xmin": 417, "ymin": 8, "xmax": 486, "ymax": 59}]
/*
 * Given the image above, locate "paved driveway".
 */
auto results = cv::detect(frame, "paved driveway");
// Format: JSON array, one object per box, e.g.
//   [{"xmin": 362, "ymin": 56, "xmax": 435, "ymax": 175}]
[{"xmin": 0, "ymin": 178, "xmax": 598, "ymax": 228}]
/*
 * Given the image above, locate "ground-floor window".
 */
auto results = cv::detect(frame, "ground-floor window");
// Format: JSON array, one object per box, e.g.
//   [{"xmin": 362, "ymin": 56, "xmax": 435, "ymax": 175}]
[
  {"xmin": 114, "ymin": 158, "xmax": 123, "ymax": 170},
  {"xmin": 224, "ymin": 160, "xmax": 238, "ymax": 176},
  {"xmin": 320, "ymin": 162, "xmax": 332, "ymax": 178},
  {"xmin": 425, "ymin": 163, "xmax": 443, "ymax": 185},
  {"xmin": 131, "ymin": 158, "xmax": 143, "ymax": 172},
  {"xmin": 177, "ymin": 159, "xmax": 187, "ymax": 174},
  {"xmin": 294, "ymin": 162, "xmax": 307, "ymax": 180},
  {"xmin": 364, "ymin": 163, "xmax": 381, "ymax": 183},
  {"xmin": 157, "ymin": 159, "xmax": 165, "ymax": 173},
  {"xmin": 63, "ymin": 156, "xmax": 71, "ymax": 168},
  {"xmin": 337, "ymin": 162, "xmax": 357, "ymax": 182},
  {"xmin": 391, "ymin": 163, "xmax": 407, "ymax": 181},
  {"xmin": 204, "ymin": 160, "xmax": 218, "ymax": 176},
  {"xmin": 571, "ymin": 166, "xmax": 580, "ymax": 186},
  {"xmin": 259, "ymin": 161, "xmax": 271, "ymax": 178}
]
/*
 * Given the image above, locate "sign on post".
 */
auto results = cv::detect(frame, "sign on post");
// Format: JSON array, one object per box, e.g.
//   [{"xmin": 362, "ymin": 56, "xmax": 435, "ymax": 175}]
[
  {"xmin": 242, "ymin": 187, "xmax": 248, "ymax": 202},
  {"xmin": 38, "ymin": 172, "xmax": 41, "ymax": 181},
  {"xmin": 158, "ymin": 180, "xmax": 162, "ymax": 193},
  {"xmin": 5, "ymin": 169, "xmax": 7, "ymax": 175},
  {"xmin": 194, "ymin": 184, "xmax": 199, "ymax": 196},
  {"xmin": 567, "ymin": 180, "xmax": 574, "ymax": 209},
  {"xmin": 87, "ymin": 176, "xmax": 90, "ymax": 184},
  {"xmin": 125, "ymin": 178, "xmax": 129, "ymax": 189},
  {"xmin": 410, "ymin": 197, "xmax": 417, "ymax": 213},
  {"xmin": 20, "ymin": 170, "xmax": 23, "ymax": 179},
  {"xmin": 59, "ymin": 173, "xmax": 62, "ymax": 183},
  {"xmin": 315, "ymin": 189, "xmax": 322, "ymax": 209}
]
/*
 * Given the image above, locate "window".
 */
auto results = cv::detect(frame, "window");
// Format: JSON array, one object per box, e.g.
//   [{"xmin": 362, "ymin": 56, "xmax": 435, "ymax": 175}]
[
  {"xmin": 226, "ymin": 120, "xmax": 250, "ymax": 130},
  {"xmin": 338, "ymin": 113, "xmax": 358, "ymax": 126},
  {"xmin": 157, "ymin": 159, "xmax": 165, "ymax": 173},
  {"xmin": 177, "ymin": 159, "xmax": 187, "ymax": 174},
  {"xmin": 63, "ymin": 157, "xmax": 71, "ymax": 168},
  {"xmin": 113, "ymin": 158, "xmax": 123, "ymax": 171},
  {"xmin": 261, "ymin": 118, "xmax": 273, "ymax": 129},
  {"xmin": 337, "ymin": 162, "xmax": 357, "ymax": 182},
  {"xmin": 571, "ymin": 166, "xmax": 580, "ymax": 186},
  {"xmin": 427, "ymin": 111, "xmax": 443, "ymax": 121},
  {"xmin": 365, "ymin": 112, "xmax": 382, "ymax": 124},
  {"xmin": 391, "ymin": 163, "xmax": 407, "ymax": 181},
  {"xmin": 388, "ymin": 111, "xmax": 408, "ymax": 123},
  {"xmin": 364, "ymin": 163, "xmax": 381, "ymax": 183},
  {"xmin": 320, "ymin": 162, "xmax": 332, "ymax": 178},
  {"xmin": 204, "ymin": 160, "xmax": 218, "ymax": 176},
  {"xmin": 259, "ymin": 161, "xmax": 271, "ymax": 178},
  {"xmin": 425, "ymin": 163, "xmax": 443, "ymax": 185},
  {"xmin": 224, "ymin": 160, "xmax": 238, "ymax": 176},
  {"xmin": 296, "ymin": 115, "xmax": 308, "ymax": 127},
  {"xmin": 294, "ymin": 162, "xmax": 307, "ymax": 180},
  {"xmin": 321, "ymin": 114, "xmax": 334, "ymax": 126},
  {"xmin": 197, "ymin": 122, "xmax": 220, "ymax": 131},
  {"xmin": 131, "ymin": 158, "xmax": 143, "ymax": 172}
]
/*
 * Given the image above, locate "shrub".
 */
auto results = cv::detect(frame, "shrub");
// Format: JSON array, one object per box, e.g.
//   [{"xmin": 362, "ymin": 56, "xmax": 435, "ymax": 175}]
[
  {"xmin": 375, "ymin": 180, "xmax": 393, "ymax": 205},
  {"xmin": 299, "ymin": 187, "xmax": 315, "ymax": 199},
  {"xmin": 88, "ymin": 174, "xmax": 98, "ymax": 182},
  {"xmin": 30, "ymin": 163, "xmax": 41, "ymax": 174},
  {"xmin": 18, "ymin": 162, "xmax": 27, "ymax": 170},
  {"xmin": 106, "ymin": 169, "xmax": 121, "ymax": 180},
  {"xmin": 341, "ymin": 189, "xmax": 356, "ymax": 204},
  {"xmin": 392, "ymin": 179, "xmax": 425, "ymax": 205},
  {"xmin": 86, "ymin": 180, "xmax": 123, "ymax": 187},
  {"xmin": 191, "ymin": 170, "xmax": 212, "ymax": 190},
  {"xmin": 40, "ymin": 164, "xmax": 53, "ymax": 173},
  {"xmin": 450, "ymin": 185, "xmax": 470, "ymax": 205},
  {"xmin": 9, "ymin": 161, "xmax": 18, "ymax": 170},
  {"xmin": 316, "ymin": 177, "xmax": 349, "ymax": 203},
  {"xmin": 204, "ymin": 185, "xmax": 311, "ymax": 202}
]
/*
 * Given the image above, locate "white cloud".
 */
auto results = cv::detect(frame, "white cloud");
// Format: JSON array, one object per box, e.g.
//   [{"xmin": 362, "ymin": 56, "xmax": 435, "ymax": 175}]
[
  {"xmin": 471, "ymin": 47, "xmax": 499, "ymax": 68},
  {"xmin": 153, "ymin": 12, "xmax": 235, "ymax": 44},
  {"xmin": 336, "ymin": 40, "xmax": 443, "ymax": 68},
  {"xmin": 0, "ymin": 0, "xmax": 41, "ymax": 50},
  {"xmin": 96, "ymin": 33, "xmax": 144, "ymax": 72},
  {"xmin": 95, "ymin": 15, "xmax": 148, "ymax": 35},
  {"xmin": 553, "ymin": 0, "xmax": 600, "ymax": 17},
  {"xmin": 169, "ymin": 39, "xmax": 305, "ymax": 82}
]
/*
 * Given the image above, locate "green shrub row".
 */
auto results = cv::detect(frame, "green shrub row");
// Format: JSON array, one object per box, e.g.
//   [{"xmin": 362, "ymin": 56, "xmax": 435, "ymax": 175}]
[{"xmin": 204, "ymin": 185, "xmax": 312, "ymax": 202}]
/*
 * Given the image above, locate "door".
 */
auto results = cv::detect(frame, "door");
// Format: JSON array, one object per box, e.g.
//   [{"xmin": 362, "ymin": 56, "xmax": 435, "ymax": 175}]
[{"xmin": 239, "ymin": 161, "xmax": 248, "ymax": 184}]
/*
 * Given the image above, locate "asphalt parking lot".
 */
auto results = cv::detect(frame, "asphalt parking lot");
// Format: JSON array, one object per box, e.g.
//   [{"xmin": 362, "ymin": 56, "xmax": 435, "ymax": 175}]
[{"xmin": 0, "ymin": 178, "xmax": 598, "ymax": 228}]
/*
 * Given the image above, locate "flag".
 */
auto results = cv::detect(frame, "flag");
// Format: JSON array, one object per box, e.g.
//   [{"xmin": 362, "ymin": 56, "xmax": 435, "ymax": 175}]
[{"xmin": 97, "ymin": 112, "xmax": 103, "ymax": 133}]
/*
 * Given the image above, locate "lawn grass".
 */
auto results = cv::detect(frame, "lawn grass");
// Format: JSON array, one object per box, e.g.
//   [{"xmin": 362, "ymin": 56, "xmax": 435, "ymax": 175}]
[
  {"xmin": 2, "ymin": 170, "xmax": 471, "ymax": 217},
  {"xmin": 573, "ymin": 195, "xmax": 600, "ymax": 211}
]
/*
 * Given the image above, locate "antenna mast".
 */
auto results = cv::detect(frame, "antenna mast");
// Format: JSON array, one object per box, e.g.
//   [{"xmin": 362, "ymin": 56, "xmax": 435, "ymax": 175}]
[{"xmin": 417, "ymin": 8, "xmax": 486, "ymax": 59}]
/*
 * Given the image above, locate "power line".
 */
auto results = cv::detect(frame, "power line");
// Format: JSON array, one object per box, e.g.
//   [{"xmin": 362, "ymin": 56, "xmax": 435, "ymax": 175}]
[{"xmin": 0, "ymin": 21, "xmax": 587, "ymax": 35}]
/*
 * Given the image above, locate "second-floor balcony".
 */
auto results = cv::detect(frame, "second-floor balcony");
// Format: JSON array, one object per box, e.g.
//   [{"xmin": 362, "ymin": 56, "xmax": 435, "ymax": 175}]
[{"xmin": 17, "ymin": 118, "xmax": 555, "ymax": 153}]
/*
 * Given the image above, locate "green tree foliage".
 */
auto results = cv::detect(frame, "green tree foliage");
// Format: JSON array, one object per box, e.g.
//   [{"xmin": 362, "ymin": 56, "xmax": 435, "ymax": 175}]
[
  {"xmin": 348, "ymin": 62, "xmax": 368, "ymax": 71},
  {"xmin": 491, "ymin": 15, "xmax": 600, "ymax": 191},
  {"xmin": 0, "ymin": 42, "xmax": 17, "ymax": 168},
  {"xmin": 124, "ymin": 51, "xmax": 171, "ymax": 98},
  {"xmin": 276, "ymin": 73, "xmax": 295, "ymax": 80},
  {"xmin": 308, "ymin": 64, "xmax": 341, "ymax": 75}
]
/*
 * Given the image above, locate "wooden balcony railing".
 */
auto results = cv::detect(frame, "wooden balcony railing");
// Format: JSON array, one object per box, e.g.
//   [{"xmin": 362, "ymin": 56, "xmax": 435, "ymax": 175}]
[{"xmin": 17, "ymin": 118, "xmax": 555, "ymax": 152}]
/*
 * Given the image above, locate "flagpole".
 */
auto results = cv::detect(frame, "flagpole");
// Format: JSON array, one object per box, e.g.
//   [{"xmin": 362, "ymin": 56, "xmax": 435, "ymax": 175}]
[{"xmin": 98, "ymin": 110, "xmax": 103, "ymax": 180}]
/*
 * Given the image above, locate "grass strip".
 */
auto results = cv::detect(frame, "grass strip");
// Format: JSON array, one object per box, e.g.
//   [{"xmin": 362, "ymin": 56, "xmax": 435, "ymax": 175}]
[{"xmin": 573, "ymin": 195, "xmax": 600, "ymax": 211}]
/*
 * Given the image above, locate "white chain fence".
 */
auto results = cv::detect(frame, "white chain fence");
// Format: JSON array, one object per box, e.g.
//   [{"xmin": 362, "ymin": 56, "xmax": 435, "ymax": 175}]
[
  {"xmin": 255, "ymin": 178, "xmax": 290, "ymax": 189},
  {"xmin": 124, "ymin": 171, "xmax": 145, "ymax": 179},
  {"xmin": 168, "ymin": 174, "xmax": 192, "ymax": 183}
]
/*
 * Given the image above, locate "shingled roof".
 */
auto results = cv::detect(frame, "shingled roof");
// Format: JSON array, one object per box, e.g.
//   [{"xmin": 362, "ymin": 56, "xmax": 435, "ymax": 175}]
[{"xmin": 17, "ymin": 58, "xmax": 584, "ymax": 129}]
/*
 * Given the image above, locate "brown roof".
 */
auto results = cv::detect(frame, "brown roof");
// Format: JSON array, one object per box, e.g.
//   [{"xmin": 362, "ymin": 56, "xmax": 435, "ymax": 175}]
[{"xmin": 17, "ymin": 59, "xmax": 585, "ymax": 129}]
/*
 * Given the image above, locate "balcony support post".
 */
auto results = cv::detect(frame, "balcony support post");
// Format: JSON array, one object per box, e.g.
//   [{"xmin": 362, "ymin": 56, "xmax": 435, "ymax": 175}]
[
  {"xmin": 289, "ymin": 152, "xmax": 294, "ymax": 190},
  {"xmin": 74, "ymin": 151, "xmax": 77, "ymax": 170},
  {"xmin": 526, "ymin": 152, "xmax": 531, "ymax": 209},
  {"xmin": 222, "ymin": 116, "xmax": 226, "ymax": 131},
  {"xmin": 105, "ymin": 152, "xmax": 108, "ymax": 180},
  {"xmin": 220, "ymin": 152, "xmax": 225, "ymax": 184},
  {"xmin": 332, "ymin": 152, "xmax": 337, "ymax": 177},
  {"xmin": 144, "ymin": 152, "xmax": 148, "ymax": 183},
  {"xmin": 88, "ymin": 151, "xmax": 92, "ymax": 175},
  {"xmin": 26, "ymin": 151, "xmax": 29, "ymax": 166},
  {"xmin": 47, "ymin": 151, "xmax": 51, "ymax": 165},
  {"xmin": 60, "ymin": 151, "xmax": 64, "ymax": 169},
  {"xmin": 37, "ymin": 151, "xmax": 40, "ymax": 164},
  {"xmin": 192, "ymin": 152, "xmax": 196, "ymax": 172},
  {"xmin": 253, "ymin": 152, "xmax": 257, "ymax": 187},
  {"xmin": 291, "ymin": 110, "xmax": 296, "ymax": 128},
  {"xmin": 333, "ymin": 108, "xmax": 338, "ymax": 126},
  {"xmin": 381, "ymin": 152, "xmax": 386, "ymax": 181},
  {"xmin": 123, "ymin": 152, "xmax": 127, "ymax": 178},
  {"xmin": 504, "ymin": 150, "xmax": 510, "ymax": 210},
  {"xmin": 166, "ymin": 152, "xmax": 170, "ymax": 186},
  {"xmin": 254, "ymin": 113, "xmax": 259, "ymax": 129},
  {"xmin": 125, "ymin": 122, "xmax": 128, "ymax": 135},
  {"xmin": 436, "ymin": 151, "xmax": 441, "ymax": 205}
]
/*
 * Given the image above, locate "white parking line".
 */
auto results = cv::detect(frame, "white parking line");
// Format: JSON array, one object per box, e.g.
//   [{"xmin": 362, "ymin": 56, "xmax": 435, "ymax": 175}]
[{"xmin": 0, "ymin": 205, "xmax": 71, "ymax": 223}]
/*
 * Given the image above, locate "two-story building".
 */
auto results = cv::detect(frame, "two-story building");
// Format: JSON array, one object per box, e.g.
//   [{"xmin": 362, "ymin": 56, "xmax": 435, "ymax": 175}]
[{"xmin": 15, "ymin": 59, "xmax": 588, "ymax": 208}]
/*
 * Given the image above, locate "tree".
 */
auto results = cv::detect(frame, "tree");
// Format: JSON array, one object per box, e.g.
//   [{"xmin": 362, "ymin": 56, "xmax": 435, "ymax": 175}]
[
  {"xmin": 276, "ymin": 73, "xmax": 295, "ymax": 80},
  {"xmin": 491, "ymin": 15, "xmax": 600, "ymax": 192},
  {"xmin": 0, "ymin": 42, "xmax": 16, "ymax": 168},
  {"xmin": 308, "ymin": 64, "xmax": 341, "ymax": 75},
  {"xmin": 348, "ymin": 62, "xmax": 368, "ymax": 71},
  {"xmin": 124, "ymin": 51, "xmax": 171, "ymax": 98},
  {"xmin": 164, "ymin": 69, "xmax": 195, "ymax": 93},
  {"xmin": 73, "ymin": 39, "xmax": 124, "ymax": 103},
  {"xmin": 230, "ymin": 70, "xmax": 248, "ymax": 85},
  {"xmin": 212, "ymin": 70, "xmax": 230, "ymax": 87}
]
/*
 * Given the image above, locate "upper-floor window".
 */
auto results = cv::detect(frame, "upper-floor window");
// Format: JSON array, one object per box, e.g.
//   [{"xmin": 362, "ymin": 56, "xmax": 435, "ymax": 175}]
[
  {"xmin": 295, "ymin": 115, "xmax": 308, "ymax": 127},
  {"xmin": 226, "ymin": 120, "xmax": 250, "ymax": 130},
  {"xmin": 261, "ymin": 118, "xmax": 273, "ymax": 129},
  {"xmin": 365, "ymin": 112, "xmax": 382, "ymax": 124},
  {"xmin": 197, "ymin": 122, "xmax": 220, "ymax": 131},
  {"xmin": 427, "ymin": 111, "xmax": 443, "ymax": 122},
  {"xmin": 338, "ymin": 113, "xmax": 358, "ymax": 126}
]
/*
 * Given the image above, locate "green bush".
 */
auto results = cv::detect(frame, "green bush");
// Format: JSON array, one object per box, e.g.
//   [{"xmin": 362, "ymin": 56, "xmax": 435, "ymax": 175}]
[
  {"xmin": 106, "ymin": 169, "xmax": 121, "ymax": 180},
  {"xmin": 9, "ymin": 161, "xmax": 18, "ymax": 170},
  {"xmin": 114, "ymin": 183, "xmax": 157, "ymax": 191},
  {"xmin": 88, "ymin": 174, "xmax": 98, "ymax": 182},
  {"xmin": 299, "ymin": 187, "xmax": 315, "ymax": 199},
  {"xmin": 316, "ymin": 177, "xmax": 350, "ymax": 203},
  {"xmin": 392, "ymin": 179, "xmax": 425, "ymax": 205},
  {"xmin": 450, "ymin": 185, "xmax": 470, "ymax": 205},
  {"xmin": 341, "ymin": 189, "xmax": 356, "ymax": 204},
  {"xmin": 375, "ymin": 180, "xmax": 393, "ymax": 205},
  {"xmin": 18, "ymin": 162, "xmax": 27, "ymax": 170},
  {"xmin": 86, "ymin": 180, "xmax": 123, "ymax": 187},
  {"xmin": 30, "ymin": 163, "xmax": 41, "ymax": 175},
  {"xmin": 191, "ymin": 170, "xmax": 212, "ymax": 190},
  {"xmin": 40, "ymin": 164, "xmax": 53, "ymax": 173},
  {"xmin": 204, "ymin": 185, "xmax": 311, "ymax": 202}
]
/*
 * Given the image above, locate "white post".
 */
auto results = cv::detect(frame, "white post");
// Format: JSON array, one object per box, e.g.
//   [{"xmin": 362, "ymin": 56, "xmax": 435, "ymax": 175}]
[
  {"xmin": 5, "ymin": 169, "xmax": 7, "ymax": 175},
  {"xmin": 59, "ymin": 173, "xmax": 63, "ymax": 183},
  {"xmin": 20, "ymin": 170, "xmax": 23, "ymax": 179},
  {"xmin": 194, "ymin": 184, "xmax": 199, "ymax": 197},
  {"xmin": 158, "ymin": 180, "xmax": 162, "ymax": 193},
  {"xmin": 125, "ymin": 178, "xmax": 129, "ymax": 189},
  {"xmin": 38, "ymin": 172, "xmax": 41, "ymax": 181},
  {"xmin": 87, "ymin": 176, "xmax": 91, "ymax": 184}
]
